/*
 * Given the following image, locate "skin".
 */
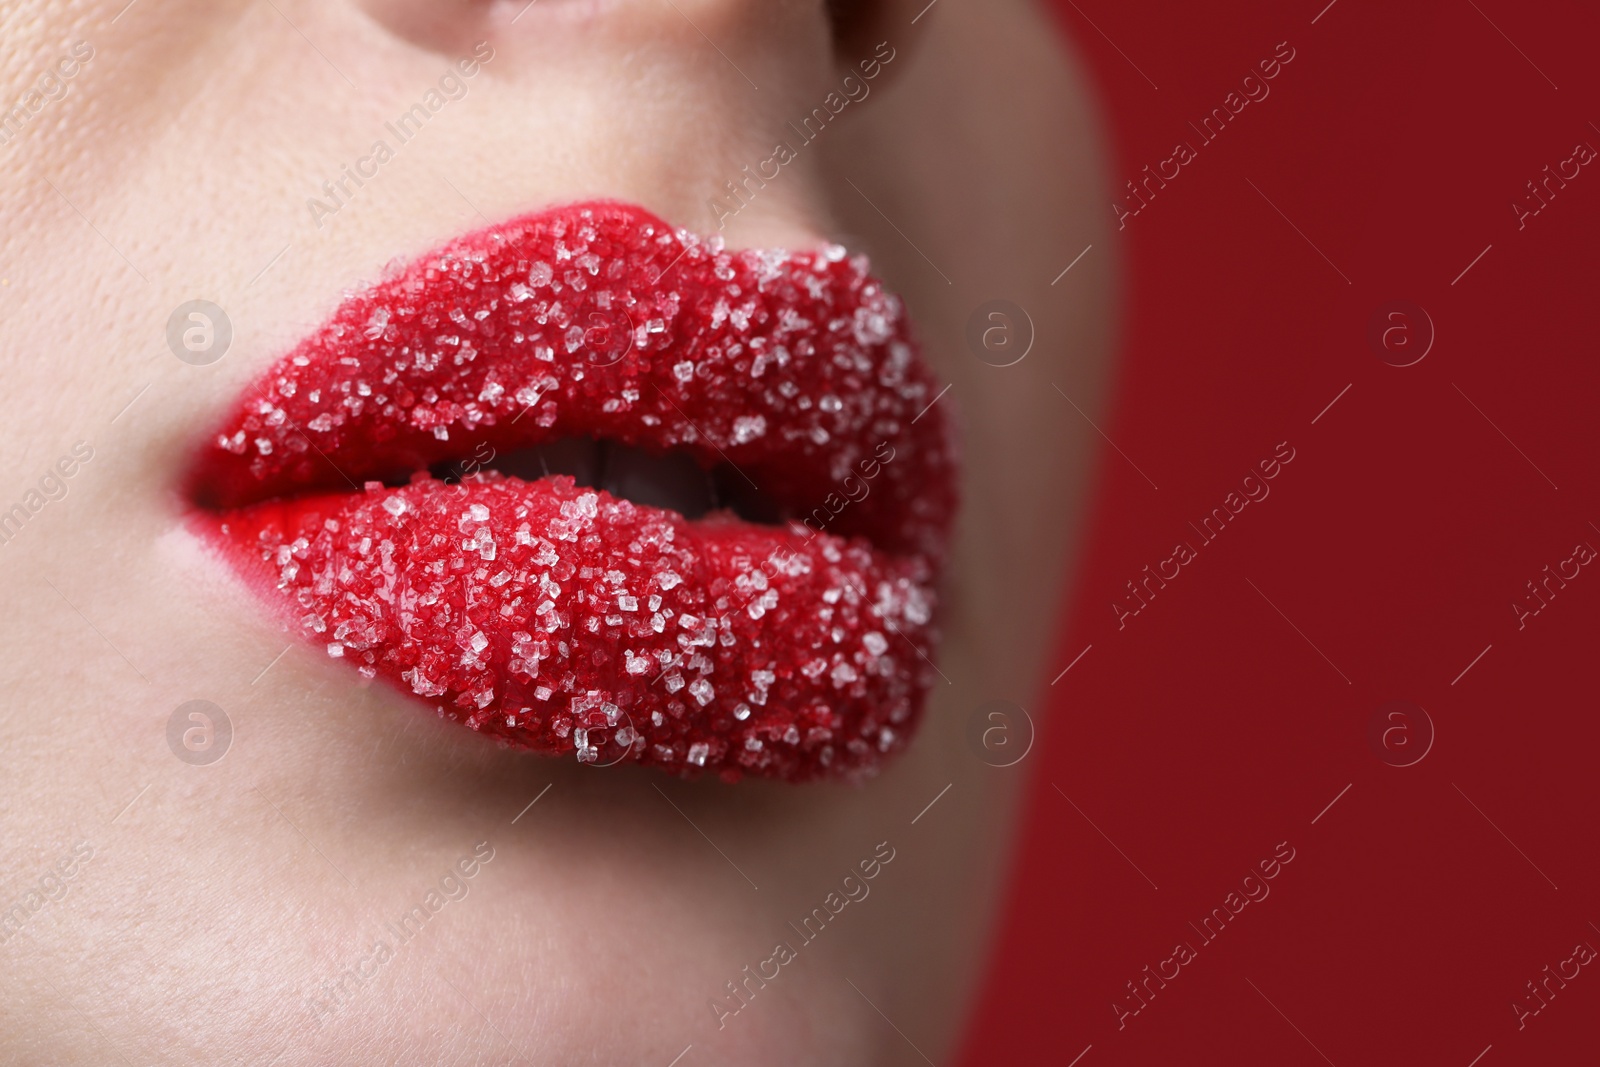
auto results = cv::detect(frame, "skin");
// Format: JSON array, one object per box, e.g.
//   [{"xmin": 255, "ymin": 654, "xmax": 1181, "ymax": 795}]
[{"xmin": 0, "ymin": 0, "xmax": 1112, "ymax": 1063}]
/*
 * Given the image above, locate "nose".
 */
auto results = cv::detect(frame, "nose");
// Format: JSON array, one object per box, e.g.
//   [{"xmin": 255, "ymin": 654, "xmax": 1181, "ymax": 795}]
[
  {"xmin": 353, "ymin": 0, "xmax": 835, "ymax": 85},
  {"xmin": 358, "ymin": 0, "xmax": 832, "ymax": 48},
  {"xmin": 346, "ymin": 0, "xmax": 852, "ymax": 241}
]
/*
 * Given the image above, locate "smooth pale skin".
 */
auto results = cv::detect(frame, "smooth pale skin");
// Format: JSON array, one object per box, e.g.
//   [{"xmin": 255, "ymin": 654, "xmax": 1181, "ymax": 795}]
[{"xmin": 0, "ymin": 0, "xmax": 1112, "ymax": 1062}]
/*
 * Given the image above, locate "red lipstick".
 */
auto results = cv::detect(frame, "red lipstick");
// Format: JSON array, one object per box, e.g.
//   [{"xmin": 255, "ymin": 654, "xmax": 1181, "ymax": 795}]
[{"xmin": 188, "ymin": 201, "xmax": 957, "ymax": 782}]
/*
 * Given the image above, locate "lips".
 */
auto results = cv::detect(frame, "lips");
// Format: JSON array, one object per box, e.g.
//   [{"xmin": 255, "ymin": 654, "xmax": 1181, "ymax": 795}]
[{"xmin": 188, "ymin": 201, "xmax": 957, "ymax": 782}]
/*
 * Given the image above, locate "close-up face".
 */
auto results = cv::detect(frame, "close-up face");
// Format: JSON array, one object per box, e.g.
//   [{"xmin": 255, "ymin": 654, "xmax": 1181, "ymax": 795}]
[{"xmin": 0, "ymin": 1, "xmax": 1112, "ymax": 1062}]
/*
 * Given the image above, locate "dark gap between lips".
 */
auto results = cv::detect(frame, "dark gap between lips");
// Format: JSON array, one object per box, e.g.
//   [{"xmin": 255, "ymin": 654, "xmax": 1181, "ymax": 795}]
[{"xmin": 423, "ymin": 436, "xmax": 785, "ymax": 527}]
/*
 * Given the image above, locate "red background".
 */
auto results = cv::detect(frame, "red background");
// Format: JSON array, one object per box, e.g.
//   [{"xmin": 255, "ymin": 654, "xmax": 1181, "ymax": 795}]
[{"xmin": 960, "ymin": 1, "xmax": 1600, "ymax": 1063}]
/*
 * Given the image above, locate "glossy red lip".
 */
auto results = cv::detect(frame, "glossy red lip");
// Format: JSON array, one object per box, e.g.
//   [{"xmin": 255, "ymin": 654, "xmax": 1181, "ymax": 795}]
[{"xmin": 188, "ymin": 201, "xmax": 957, "ymax": 782}]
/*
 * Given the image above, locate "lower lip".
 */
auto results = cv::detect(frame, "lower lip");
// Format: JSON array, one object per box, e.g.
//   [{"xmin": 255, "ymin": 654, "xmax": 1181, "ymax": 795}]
[{"xmin": 198, "ymin": 468, "xmax": 940, "ymax": 782}]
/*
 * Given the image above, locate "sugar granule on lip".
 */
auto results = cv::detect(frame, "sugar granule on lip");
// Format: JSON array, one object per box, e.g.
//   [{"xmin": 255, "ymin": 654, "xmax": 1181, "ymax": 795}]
[{"xmin": 192, "ymin": 201, "xmax": 958, "ymax": 782}]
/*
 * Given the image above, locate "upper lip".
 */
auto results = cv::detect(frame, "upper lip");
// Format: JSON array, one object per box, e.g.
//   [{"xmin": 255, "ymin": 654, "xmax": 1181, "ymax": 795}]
[
  {"xmin": 186, "ymin": 200, "xmax": 955, "ymax": 562},
  {"xmin": 185, "ymin": 200, "xmax": 958, "ymax": 781}
]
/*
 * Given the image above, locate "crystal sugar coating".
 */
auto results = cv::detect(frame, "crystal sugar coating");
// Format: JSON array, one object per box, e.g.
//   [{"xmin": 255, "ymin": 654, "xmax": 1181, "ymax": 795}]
[{"xmin": 190, "ymin": 201, "xmax": 958, "ymax": 782}]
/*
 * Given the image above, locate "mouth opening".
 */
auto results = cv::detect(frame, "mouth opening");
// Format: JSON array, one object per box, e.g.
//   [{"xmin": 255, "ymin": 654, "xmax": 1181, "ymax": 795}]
[{"xmin": 425, "ymin": 437, "xmax": 785, "ymax": 527}]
